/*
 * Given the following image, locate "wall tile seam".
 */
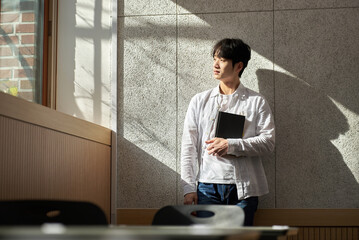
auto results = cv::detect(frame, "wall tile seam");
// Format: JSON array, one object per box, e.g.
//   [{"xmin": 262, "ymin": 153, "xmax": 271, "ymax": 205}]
[
  {"xmin": 118, "ymin": 13, "xmax": 177, "ymax": 18},
  {"xmin": 177, "ymin": 10, "xmax": 274, "ymax": 16},
  {"xmin": 272, "ymin": 0, "xmax": 277, "ymax": 209},
  {"xmin": 273, "ymin": 6, "xmax": 359, "ymax": 12},
  {"xmin": 119, "ymin": 10, "xmax": 274, "ymax": 18},
  {"xmin": 118, "ymin": 6, "xmax": 359, "ymax": 18},
  {"xmin": 175, "ymin": 2, "xmax": 179, "ymax": 205}
]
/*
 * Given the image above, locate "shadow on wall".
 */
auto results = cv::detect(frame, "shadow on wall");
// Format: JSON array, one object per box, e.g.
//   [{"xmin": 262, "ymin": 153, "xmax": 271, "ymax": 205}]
[
  {"xmin": 117, "ymin": 137, "xmax": 178, "ymax": 208},
  {"xmin": 257, "ymin": 69, "xmax": 359, "ymax": 208}
]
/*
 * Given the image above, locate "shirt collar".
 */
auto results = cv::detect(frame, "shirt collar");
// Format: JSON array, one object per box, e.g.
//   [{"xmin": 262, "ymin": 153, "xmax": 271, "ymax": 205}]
[{"xmin": 210, "ymin": 82, "xmax": 246, "ymax": 98}]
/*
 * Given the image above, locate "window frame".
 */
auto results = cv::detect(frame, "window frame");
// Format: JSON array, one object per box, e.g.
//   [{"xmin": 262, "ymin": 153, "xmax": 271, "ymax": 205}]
[{"xmin": 0, "ymin": 0, "xmax": 56, "ymax": 107}]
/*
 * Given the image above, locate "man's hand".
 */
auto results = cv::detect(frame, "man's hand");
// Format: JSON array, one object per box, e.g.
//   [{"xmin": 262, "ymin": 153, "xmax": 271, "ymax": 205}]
[
  {"xmin": 206, "ymin": 138, "xmax": 228, "ymax": 156},
  {"xmin": 184, "ymin": 192, "xmax": 198, "ymax": 205}
]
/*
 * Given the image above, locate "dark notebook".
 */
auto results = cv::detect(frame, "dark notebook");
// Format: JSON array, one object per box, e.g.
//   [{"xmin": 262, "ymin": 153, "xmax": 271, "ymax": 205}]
[{"xmin": 215, "ymin": 111, "xmax": 245, "ymax": 139}]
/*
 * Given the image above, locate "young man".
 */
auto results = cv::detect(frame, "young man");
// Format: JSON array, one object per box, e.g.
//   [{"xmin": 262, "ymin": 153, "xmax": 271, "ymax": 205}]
[{"xmin": 181, "ymin": 38, "xmax": 275, "ymax": 226}]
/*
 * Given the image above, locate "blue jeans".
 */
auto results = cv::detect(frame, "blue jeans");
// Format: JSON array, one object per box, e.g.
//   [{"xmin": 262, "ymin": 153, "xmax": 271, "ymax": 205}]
[{"xmin": 197, "ymin": 182, "xmax": 258, "ymax": 226}]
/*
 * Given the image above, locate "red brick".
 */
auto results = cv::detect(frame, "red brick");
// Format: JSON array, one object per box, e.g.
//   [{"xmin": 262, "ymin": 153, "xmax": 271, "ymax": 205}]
[
  {"xmin": 0, "ymin": 69, "xmax": 11, "ymax": 79},
  {"xmin": 21, "ymin": 35, "xmax": 34, "ymax": 44},
  {"xmin": 0, "ymin": 36, "xmax": 19, "ymax": 45},
  {"xmin": 20, "ymin": 79, "xmax": 34, "ymax": 89},
  {"xmin": 0, "ymin": 58, "xmax": 19, "ymax": 67},
  {"xmin": 14, "ymin": 68, "xmax": 34, "ymax": 78},
  {"xmin": 20, "ymin": 2, "xmax": 35, "ymax": 12},
  {"xmin": 0, "ymin": 13, "xmax": 20, "ymax": 23},
  {"xmin": 19, "ymin": 46, "xmax": 34, "ymax": 55},
  {"xmin": 16, "ymin": 23, "xmax": 34, "ymax": 33},
  {"xmin": 0, "ymin": 3, "xmax": 19, "ymax": 12},
  {"xmin": 22, "ymin": 13, "xmax": 35, "ymax": 22},
  {"xmin": 0, "ymin": 24, "xmax": 14, "ymax": 34},
  {"xmin": 0, "ymin": 47, "xmax": 14, "ymax": 57},
  {"xmin": 22, "ymin": 57, "xmax": 35, "ymax": 66}
]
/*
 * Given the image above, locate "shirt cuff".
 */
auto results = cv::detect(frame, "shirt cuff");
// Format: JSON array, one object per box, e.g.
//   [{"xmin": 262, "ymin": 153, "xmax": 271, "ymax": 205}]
[
  {"xmin": 183, "ymin": 183, "xmax": 196, "ymax": 196},
  {"xmin": 227, "ymin": 138, "xmax": 244, "ymax": 157}
]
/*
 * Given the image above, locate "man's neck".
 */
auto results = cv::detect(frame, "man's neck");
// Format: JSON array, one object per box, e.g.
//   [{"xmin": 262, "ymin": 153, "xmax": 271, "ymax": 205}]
[{"xmin": 219, "ymin": 79, "xmax": 240, "ymax": 95}]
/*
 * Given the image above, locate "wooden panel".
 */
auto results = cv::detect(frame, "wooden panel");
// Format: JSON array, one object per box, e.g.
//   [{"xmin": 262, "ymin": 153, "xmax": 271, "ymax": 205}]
[
  {"xmin": 253, "ymin": 209, "xmax": 359, "ymax": 227},
  {"xmin": 116, "ymin": 209, "xmax": 359, "ymax": 240},
  {"xmin": 0, "ymin": 115, "xmax": 111, "ymax": 220},
  {"xmin": 110, "ymin": 131, "xmax": 118, "ymax": 224},
  {"xmin": 354, "ymin": 227, "xmax": 358, "ymax": 240},
  {"xmin": 0, "ymin": 92, "xmax": 111, "ymax": 146},
  {"xmin": 348, "ymin": 228, "xmax": 352, "ymax": 240},
  {"xmin": 252, "ymin": 209, "xmax": 359, "ymax": 240},
  {"xmin": 117, "ymin": 209, "xmax": 157, "ymax": 225},
  {"xmin": 116, "ymin": 209, "xmax": 359, "ymax": 227},
  {"xmin": 267, "ymin": 226, "xmax": 359, "ymax": 240},
  {"xmin": 290, "ymin": 227, "xmax": 359, "ymax": 240}
]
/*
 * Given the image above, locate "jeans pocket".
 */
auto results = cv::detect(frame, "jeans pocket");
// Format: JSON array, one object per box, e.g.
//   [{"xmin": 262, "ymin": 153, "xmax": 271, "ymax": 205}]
[{"xmin": 197, "ymin": 182, "xmax": 216, "ymax": 198}]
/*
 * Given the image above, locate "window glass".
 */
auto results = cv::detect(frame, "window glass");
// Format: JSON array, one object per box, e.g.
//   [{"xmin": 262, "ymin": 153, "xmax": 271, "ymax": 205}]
[{"xmin": 0, "ymin": 0, "xmax": 44, "ymax": 104}]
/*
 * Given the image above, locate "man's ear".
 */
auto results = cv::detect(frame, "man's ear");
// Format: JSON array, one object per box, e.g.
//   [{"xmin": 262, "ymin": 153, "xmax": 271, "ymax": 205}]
[{"xmin": 235, "ymin": 62, "xmax": 244, "ymax": 74}]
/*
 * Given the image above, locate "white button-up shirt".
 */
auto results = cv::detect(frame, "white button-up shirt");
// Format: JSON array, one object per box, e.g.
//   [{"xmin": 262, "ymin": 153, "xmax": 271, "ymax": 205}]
[{"xmin": 181, "ymin": 83, "xmax": 275, "ymax": 199}]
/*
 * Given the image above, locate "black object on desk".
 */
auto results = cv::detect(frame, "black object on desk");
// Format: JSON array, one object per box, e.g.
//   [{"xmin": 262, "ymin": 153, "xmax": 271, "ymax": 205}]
[
  {"xmin": 152, "ymin": 205, "xmax": 244, "ymax": 227},
  {"xmin": 0, "ymin": 200, "xmax": 108, "ymax": 226}
]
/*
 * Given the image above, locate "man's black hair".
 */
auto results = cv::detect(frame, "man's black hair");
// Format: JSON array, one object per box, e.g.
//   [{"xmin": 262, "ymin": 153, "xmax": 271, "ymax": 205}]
[{"xmin": 212, "ymin": 38, "xmax": 251, "ymax": 77}]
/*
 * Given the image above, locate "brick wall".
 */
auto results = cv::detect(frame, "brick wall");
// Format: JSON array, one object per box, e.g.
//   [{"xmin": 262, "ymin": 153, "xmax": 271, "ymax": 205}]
[{"xmin": 0, "ymin": 0, "xmax": 38, "ymax": 102}]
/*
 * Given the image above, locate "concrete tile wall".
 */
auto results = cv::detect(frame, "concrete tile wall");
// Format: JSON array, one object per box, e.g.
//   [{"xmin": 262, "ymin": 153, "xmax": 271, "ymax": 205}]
[
  {"xmin": 274, "ymin": 7, "xmax": 359, "ymax": 208},
  {"xmin": 118, "ymin": 1, "xmax": 359, "ymax": 209},
  {"xmin": 118, "ymin": 15, "xmax": 177, "ymax": 208}
]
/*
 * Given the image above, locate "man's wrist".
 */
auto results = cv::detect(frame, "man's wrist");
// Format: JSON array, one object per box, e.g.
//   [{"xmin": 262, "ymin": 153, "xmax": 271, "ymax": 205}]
[{"xmin": 183, "ymin": 184, "xmax": 196, "ymax": 196}]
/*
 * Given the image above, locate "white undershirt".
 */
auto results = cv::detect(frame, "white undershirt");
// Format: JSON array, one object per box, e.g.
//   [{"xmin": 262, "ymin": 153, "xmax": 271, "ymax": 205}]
[{"xmin": 199, "ymin": 92, "xmax": 236, "ymax": 184}]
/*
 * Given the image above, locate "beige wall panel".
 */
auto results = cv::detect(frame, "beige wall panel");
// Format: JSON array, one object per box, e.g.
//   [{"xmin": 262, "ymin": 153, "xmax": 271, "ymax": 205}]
[
  {"xmin": 176, "ymin": 0, "xmax": 272, "ymax": 14},
  {"xmin": 274, "ymin": 8, "xmax": 359, "ymax": 208},
  {"xmin": 117, "ymin": 1, "xmax": 359, "ymax": 210},
  {"xmin": 117, "ymin": 15, "xmax": 177, "ymax": 208},
  {"xmin": 274, "ymin": 0, "xmax": 359, "ymax": 10},
  {"xmin": 119, "ymin": 0, "xmax": 176, "ymax": 16},
  {"xmin": 0, "ymin": 116, "xmax": 111, "ymax": 219}
]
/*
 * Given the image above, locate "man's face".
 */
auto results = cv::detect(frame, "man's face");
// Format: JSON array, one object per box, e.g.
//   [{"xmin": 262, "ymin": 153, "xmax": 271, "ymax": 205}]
[{"xmin": 213, "ymin": 54, "xmax": 240, "ymax": 82}]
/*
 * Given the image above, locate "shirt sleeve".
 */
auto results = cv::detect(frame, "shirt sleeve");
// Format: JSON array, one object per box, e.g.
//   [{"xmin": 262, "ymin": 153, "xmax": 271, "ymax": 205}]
[
  {"xmin": 227, "ymin": 98, "xmax": 275, "ymax": 157},
  {"xmin": 180, "ymin": 97, "xmax": 199, "ymax": 196}
]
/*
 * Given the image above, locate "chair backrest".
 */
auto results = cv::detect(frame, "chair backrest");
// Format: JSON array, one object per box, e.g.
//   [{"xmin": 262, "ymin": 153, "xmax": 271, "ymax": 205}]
[
  {"xmin": 0, "ymin": 200, "xmax": 108, "ymax": 225},
  {"xmin": 152, "ymin": 205, "xmax": 244, "ymax": 227}
]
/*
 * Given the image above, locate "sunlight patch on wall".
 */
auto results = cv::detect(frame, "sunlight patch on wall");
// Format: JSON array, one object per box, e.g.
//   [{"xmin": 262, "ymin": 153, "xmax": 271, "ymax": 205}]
[
  {"xmin": 328, "ymin": 96, "xmax": 359, "ymax": 183},
  {"xmin": 123, "ymin": 115, "xmax": 177, "ymax": 171}
]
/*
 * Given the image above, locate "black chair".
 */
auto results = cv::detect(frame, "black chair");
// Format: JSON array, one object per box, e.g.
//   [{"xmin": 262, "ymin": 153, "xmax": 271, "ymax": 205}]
[
  {"xmin": 152, "ymin": 205, "xmax": 244, "ymax": 227},
  {"xmin": 0, "ymin": 200, "xmax": 108, "ymax": 225}
]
